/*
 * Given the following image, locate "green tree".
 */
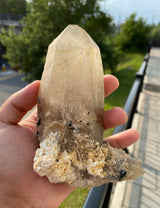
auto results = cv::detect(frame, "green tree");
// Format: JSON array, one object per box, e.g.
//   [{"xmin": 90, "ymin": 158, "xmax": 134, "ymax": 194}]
[
  {"xmin": 0, "ymin": 0, "xmax": 26, "ymax": 15},
  {"xmin": 0, "ymin": 0, "xmax": 117, "ymax": 81},
  {"xmin": 83, "ymin": 11, "xmax": 119, "ymax": 72},
  {"xmin": 150, "ymin": 23, "xmax": 160, "ymax": 46},
  {"xmin": 115, "ymin": 13, "xmax": 151, "ymax": 51}
]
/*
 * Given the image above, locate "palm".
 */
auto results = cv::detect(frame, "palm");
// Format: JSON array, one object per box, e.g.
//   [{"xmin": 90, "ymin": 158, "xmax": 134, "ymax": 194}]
[{"xmin": 0, "ymin": 115, "xmax": 73, "ymax": 208}]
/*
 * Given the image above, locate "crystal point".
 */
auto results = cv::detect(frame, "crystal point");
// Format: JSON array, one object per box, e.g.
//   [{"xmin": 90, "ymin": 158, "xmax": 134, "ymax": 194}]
[
  {"xmin": 33, "ymin": 25, "xmax": 144, "ymax": 188},
  {"xmin": 39, "ymin": 25, "xmax": 104, "ymax": 144}
]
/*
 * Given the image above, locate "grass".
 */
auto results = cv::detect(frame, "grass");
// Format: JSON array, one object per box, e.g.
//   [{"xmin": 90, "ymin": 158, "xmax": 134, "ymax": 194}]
[
  {"xmin": 60, "ymin": 51, "xmax": 145, "ymax": 208},
  {"xmin": 104, "ymin": 52, "xmax": 145, "ymax": 110},
  {"xmin": 103, "ymin": 51, "xmax": 145, "ymax": 138},
  {"xmin": 59, "ymin": 188, "xmax": 90, "ymax": 208}
]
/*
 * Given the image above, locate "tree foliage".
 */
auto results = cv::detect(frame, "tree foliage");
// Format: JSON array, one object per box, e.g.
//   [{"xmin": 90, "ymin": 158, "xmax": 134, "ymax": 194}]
[
  {"xmin": 150, "ymin": 23, "xmax": 160, "ymax": 46},
  {"xmin": 115, "ymin": 13, "xmax": 151, "ymax": 51},
  {"xmin": 0, "ymin": 0, "xmax": 118, "ymax": 81},
  {"xmin": 0, "ymin": 0, "xmax": 26, "ymax": 15}
]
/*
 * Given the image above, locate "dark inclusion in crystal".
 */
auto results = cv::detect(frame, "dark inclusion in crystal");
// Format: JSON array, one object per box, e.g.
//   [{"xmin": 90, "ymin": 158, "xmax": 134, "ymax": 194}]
[
  {"xmin": 37, "ymin": 117, "xmax": 41, "ymax": 126},
  {"xmin": 66, "ymin": 121, "xmax": 76, "ymax": 131},
  {"xmin": 66, "ymin": 121, "xmax": 72, "ymax": 127},
  {"xmin": 38, "ymin": 96, "xmax": 41, "ymax": 104},
  {"xmin": 119, "ymin": 170, "xmax": 127, "ymax": 181}
]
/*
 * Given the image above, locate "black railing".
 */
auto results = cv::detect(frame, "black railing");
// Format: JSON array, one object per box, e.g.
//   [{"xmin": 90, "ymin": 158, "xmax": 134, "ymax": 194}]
[
  {"xmin": 149, "ymin": 38, "xmax": 160, "ymax": 47},
  {"xmin": 83, "ymin": 52, "xmax": 150, "ymax": 208}
]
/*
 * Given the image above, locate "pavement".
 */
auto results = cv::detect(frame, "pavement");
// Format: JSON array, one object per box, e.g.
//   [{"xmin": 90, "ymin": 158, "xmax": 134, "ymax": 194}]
[
  {"xmin": 0, "ymin": 69, "xmax": 16, "ymax": 78},
  {"xmin": 0, "ymin": 69, "xmax": 27, "ymax": 106},
  {"xmin": 109, "ymin": 47, "xmax": 160, "ymax": 208}
]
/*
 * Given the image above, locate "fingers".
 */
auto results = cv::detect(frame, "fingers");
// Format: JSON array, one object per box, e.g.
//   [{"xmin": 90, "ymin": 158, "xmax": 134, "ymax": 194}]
[
  {"xmin": 20, "ymin": 109, "xmax": 38, "ymax": 132},
  {"xmin": 103, "ymin": 107, "xmax": 128, "ymax": 130},
  {"xmin": 0, "ymin": 81, "xmax": 40, "ymax": 125},
  {"xmin": 104, "ymin": 129, "xmax": 139, "ymax": 149},
  {"xmin": 103, "ymin": 75, "xmax": 139, "ymax": 149},
  {"xmin": 0, "ymin": 74, "xmax": 117, "ymax": 125},
  {"xmin": 104, "ymin": 75, "xmax": 119, "ymax": 97}
]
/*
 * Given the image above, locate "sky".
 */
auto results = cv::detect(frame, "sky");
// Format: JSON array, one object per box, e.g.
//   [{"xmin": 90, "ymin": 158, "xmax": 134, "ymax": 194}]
[{"xmin": 100, "ymin": 0, "xmax": 160, "ymax": 25}]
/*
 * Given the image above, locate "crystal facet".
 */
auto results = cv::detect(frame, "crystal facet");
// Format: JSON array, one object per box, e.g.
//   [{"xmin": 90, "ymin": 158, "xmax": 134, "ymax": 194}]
[{"xmin": 33, "ymin": 25, "xmax": 144, "ymax": 188}]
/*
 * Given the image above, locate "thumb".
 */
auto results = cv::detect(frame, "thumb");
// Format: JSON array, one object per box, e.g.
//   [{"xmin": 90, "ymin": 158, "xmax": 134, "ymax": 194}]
[{"xmin": 0, "ymin": 81, "xmax": 40, "ymax": 125}]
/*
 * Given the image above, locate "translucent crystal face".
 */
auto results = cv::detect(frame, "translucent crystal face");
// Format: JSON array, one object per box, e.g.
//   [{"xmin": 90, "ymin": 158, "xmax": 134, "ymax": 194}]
[
  {"xmin": 34, "ymin": 25, "xmax": 144, "ymax": 188},
  {"xmin": 38, "ymin": 25, "xmax": 104, "ymax": 144}
]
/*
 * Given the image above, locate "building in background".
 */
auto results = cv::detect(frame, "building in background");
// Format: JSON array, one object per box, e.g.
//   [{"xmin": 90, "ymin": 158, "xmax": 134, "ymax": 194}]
[{"xmin": 0, "ymin": 13, "xmax": 24, "ymax": 69}]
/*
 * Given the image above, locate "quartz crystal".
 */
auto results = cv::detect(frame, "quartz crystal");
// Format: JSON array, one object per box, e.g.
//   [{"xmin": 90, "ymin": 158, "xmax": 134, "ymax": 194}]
[{"xmin": 33, "ymin": 25, "xmax": 144, "ymax": 188}]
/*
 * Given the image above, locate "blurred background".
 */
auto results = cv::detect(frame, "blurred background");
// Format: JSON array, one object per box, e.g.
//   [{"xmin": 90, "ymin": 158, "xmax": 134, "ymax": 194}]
[
  {"xmin": 0, "ymin": 0, "xmax": 160, "ymax": 81},
  {"xmin": 0, "ymin": 1, "xmax": 160, "ymax": 207}
]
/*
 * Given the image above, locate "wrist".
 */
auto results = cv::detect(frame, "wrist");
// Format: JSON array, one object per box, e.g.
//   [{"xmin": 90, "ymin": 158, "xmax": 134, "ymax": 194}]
[{"xmin": 0, "ymin": 189, "xmax": 32, "ymax": 208}]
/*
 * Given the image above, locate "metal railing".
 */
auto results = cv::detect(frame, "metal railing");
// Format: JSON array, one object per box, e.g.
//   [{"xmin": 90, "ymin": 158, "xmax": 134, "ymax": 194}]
[{"xmin": 83, "ymin": 52, "xmax": 150, "ymax": 208}]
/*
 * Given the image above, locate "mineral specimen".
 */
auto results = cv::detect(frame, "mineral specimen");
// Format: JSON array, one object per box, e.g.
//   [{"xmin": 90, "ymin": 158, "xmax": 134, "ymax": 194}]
[{"xmin": 33, "ymin": 25, "xmax": 144, "ymax": 188}]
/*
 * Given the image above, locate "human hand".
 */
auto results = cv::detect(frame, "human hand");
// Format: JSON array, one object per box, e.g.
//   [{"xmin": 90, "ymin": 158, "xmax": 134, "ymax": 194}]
[
  {"xmin": 103, "ymin": 75, "xmax": 139, "ymax": 148},
  {"xmin": 0, "ymin": 75, "xmax": 139, "ymax": 208}
]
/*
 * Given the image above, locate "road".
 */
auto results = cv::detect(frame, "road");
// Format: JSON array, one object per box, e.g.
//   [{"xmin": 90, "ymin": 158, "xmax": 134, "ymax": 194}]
[{"xmin": 0, "ymin": 72, "xmax": 27, "ymax": 106}]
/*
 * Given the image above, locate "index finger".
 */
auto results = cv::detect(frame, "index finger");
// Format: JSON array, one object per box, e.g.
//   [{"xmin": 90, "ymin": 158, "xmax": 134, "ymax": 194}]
[
  {"xmin": 104, "ymin": 75, "xmax": 119, "ymax": 97},
  {"xmin": 104, "ymin": 129, "xmax": 139, "ymax": 149}
]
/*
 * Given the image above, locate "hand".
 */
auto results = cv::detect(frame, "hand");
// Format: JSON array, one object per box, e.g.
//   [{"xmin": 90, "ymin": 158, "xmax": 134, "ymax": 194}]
[
  {"xmin": 0, "ymin": 75, "xmax": 139, "ymax": 208},
  {"xmin": 103, "ymin": 75, "xmax": 139, "ymax": 148}
]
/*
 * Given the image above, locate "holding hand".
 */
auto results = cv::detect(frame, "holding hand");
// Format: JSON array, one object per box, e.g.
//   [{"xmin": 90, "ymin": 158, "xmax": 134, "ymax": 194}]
[{"xmin": 0, "ymin": 75, "xmax": 139, "ymax": 208}]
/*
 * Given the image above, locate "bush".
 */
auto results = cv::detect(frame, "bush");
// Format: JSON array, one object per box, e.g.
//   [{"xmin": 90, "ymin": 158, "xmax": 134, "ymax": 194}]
[
  {"xmin": 150, "ymin": 24, "xmax": 160, "ymax": 46},
  {"xmin": 115, "ymin": 13, "xmax": 151, "ymax": 51}
]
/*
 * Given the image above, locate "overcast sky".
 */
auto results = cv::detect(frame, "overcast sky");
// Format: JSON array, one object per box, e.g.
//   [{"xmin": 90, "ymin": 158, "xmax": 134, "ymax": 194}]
[{"xmin": 100, "ymin": 0, "xmax": 160, "ymax": 25}]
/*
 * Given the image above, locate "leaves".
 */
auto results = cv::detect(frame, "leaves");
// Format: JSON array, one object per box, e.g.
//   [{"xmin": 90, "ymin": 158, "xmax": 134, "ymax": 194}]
[
  {"xmin": 115, "ymin": 13, "xmax": 151, "ymax": 51},
  {"xmin": 150, "ymin": 24, "xmax": 160, "ymax": 45},
  {"xmin": 0, "ymin": 0, "xmax": 26, "ymax": 15},
  {"xmin": 0, "ymin": 0, "xmax": 115, "ymax": 81}
]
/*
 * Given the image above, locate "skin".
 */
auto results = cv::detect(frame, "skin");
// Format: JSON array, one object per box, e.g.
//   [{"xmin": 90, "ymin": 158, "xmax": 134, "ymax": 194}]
[{"xmin": 0, "ymin": 75, "xmax": 139, "ymax": 208}]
